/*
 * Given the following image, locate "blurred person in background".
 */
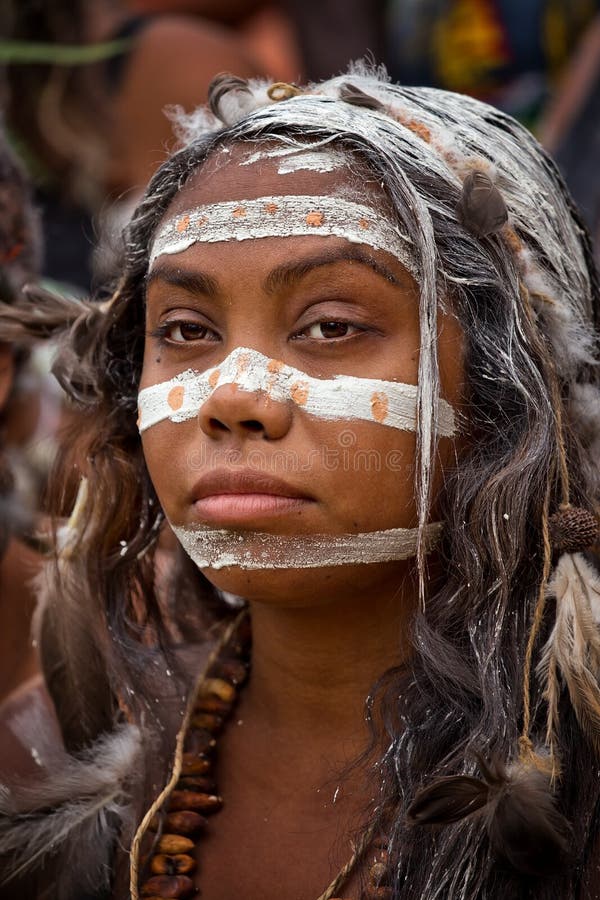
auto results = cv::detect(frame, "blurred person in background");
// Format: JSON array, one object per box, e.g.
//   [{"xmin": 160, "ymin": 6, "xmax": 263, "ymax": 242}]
[
  {"xmin": 130, "ymin": 0, "xmax": 384, "ymax": 82},
  {"xmin": 538, "ymin": 12, "xmax": 600, "ymax": 256},
  {"xmin": 385, "ymin": 0, "xmax": 600, "ymax": 128},
  {"xmin": 1, "ymin": 0, "xmax": 263, "ymax": 293},
  {"xmin": 0, "ymin": 129, "xmax": 42, "ymax": 704}
]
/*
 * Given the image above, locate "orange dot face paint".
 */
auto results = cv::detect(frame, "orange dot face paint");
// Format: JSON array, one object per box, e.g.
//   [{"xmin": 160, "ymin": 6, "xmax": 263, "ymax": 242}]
[
  {"xmin": 370, "ymin": 392, "xmax": 389, "ymax": 423},
  {"xmin": 305, "ymin": 211, "xmax": 324, "ymax": 227},
  {"xmin": 167, "ymin": 386, "xmax": 185, "ymax": 410},
  {"xmin": 290, "ymin": 382, "xmax": 310, "ymax": 406}
]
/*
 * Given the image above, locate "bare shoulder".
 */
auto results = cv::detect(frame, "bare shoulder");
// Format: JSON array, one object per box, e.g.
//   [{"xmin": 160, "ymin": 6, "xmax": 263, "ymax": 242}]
[{"xmin": 0, "ymin": 673, "xmax": 63, "ymax": 780}]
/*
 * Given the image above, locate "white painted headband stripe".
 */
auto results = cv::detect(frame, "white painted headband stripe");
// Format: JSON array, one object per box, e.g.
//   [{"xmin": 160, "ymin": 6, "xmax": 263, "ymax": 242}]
[
  {"xmin": 149, "ymin": 195, "xmax": 418, "ymax": 276},
  {"xmin": 171, "ymin": 521, "xmax": 443, "ymax": 570},
  {"xmin": 137, "ymin": 346, "xmax": 457, "ymax": 437}
]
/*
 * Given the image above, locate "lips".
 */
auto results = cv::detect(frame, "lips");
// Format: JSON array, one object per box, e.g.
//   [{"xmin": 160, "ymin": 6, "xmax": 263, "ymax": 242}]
[
  {"xmin": 191, "ymin": 470, "xmax": 314, "ymax": 526},
  {"xmin": 191, "ymin": 470, "xmax": 312, "ymax": 501}
]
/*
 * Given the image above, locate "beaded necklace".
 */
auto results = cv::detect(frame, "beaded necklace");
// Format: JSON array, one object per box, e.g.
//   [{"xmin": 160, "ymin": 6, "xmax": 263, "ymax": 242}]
[{"xmin": 129, "ymin": 611, "xmax": 393, "ymax": 900}]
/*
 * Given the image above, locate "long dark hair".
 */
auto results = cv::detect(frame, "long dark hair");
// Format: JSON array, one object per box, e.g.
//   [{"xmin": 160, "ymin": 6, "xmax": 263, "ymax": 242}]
[{"xmin": 1, "ymin": 69, "xmax": 599, "ymax": 899}]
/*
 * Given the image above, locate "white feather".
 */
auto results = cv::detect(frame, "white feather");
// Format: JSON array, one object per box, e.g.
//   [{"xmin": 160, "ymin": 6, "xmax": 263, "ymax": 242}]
[
  {"xmin": 538, "ymin": 553, "xmax": 600, "ymax": 755},
  {"xmin": 0, "ymin": 724, "xmax": 142, "ymax": 895}
]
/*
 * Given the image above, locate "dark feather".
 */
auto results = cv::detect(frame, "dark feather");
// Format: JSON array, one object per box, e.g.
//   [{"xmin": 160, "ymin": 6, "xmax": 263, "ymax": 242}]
[
  {"xmin": 484, "ymin": 761, "xmax": 571, "ymax": 876},
  {"xmin": 456, "ymin": 171, "xmax": 508, "ymax": 237},
  {"xmin": 406, "ymin": 774, "xmax": 490, "ymax": 824},
  {"xmin": 408, "ymin": 755, "xmax": 570, "ymax": 876},
  {"xmin": 338, "ymin": 82, "xmax": 384, "ymax": 111}
]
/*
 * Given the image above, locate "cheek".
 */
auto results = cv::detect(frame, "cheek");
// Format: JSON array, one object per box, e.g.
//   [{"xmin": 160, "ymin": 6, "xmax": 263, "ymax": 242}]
[
  {"xmin": 141, "ymin": 425, "xmax": 191, "ymax": 518},
  {"xmin": 300, "ymin": 415, "xmax": 419, "ymax": 528}
]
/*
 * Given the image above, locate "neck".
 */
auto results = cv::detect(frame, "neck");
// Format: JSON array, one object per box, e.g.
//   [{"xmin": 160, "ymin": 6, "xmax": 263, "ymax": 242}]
[{"xmin": 243, "ymin": 573, "xmax": 415, "ymax": 754}]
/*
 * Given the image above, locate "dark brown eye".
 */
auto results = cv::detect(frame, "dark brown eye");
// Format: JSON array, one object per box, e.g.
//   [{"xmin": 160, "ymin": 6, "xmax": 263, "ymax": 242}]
[
  {"xmin": 306, "ymin": 321, "xmax": 358, "ymax": 339},
  {"xmin": 167, "ymin": 322, "xmax": 210, "ymax": 342}
]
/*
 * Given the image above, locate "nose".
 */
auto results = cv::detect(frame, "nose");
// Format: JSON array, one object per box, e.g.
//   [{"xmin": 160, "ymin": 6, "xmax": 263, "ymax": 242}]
[{"xmin": 197, "ymin": 383, "xmax": 293, "ymax": 441}]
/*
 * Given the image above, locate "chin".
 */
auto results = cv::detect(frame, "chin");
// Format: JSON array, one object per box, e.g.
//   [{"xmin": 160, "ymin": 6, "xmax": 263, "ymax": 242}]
[{"xmin": 200, "ymin": 560, "xmax": 407, "ymax": 609}]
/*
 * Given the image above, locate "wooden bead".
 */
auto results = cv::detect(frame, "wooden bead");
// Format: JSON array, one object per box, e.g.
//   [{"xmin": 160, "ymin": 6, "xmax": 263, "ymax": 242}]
[
  {"xmin": 177, "ymin": 775, "xmax": 216, "ymax": 793},
  {"xmin": 213, "ymin": 658, "xmax": 248, "ymax": 685},
  {"xmin": 197, "ymin": 677, "xmax": 236, "ymax": 703},
  {"xmin": 181, "ymin": 753, "xmax": 211, "ymax": 776},
  {"xmin": 157, "ymin": 834, "xmax": 195, "ymax": 855},
  {"xmin": 369, "ymin": 861, "xmax": 390, "ymax": 887},
  {"xmin": 164, "ymin": 810, "xmax": 208, "ymax": 834},
  {"xmin": 141, "ymin": 875, "xmax": 195, "ymax": 897},
  {"xmin": 191, "ymin": 712, "xmax": 224, "ymax": 732},
  {"xmin": 169, "ymin": 790, "xmax": 223, "ymax": 813},
  {"xmin": 194, "ymin": 695, "xmax": 232, "ymax": 715},
  {"xmin": 150, "ymin": 854, "xmax": 196, "ymax": 876},
  {"xmin": 185, "ymin": 728, "xmax": 216, "ymax": 755}
]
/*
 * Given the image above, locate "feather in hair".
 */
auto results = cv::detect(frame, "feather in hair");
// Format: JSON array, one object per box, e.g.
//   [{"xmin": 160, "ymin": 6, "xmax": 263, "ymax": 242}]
[
  {"xmin": 456, "ymin": 171, "xmax": 508, "ymax": 238},
  {"xmin": 538, "ymin": 552, "xmax": 600, "ymax": 757},
  {"xmin": 33, "ymin": 479, "xmax": 116, "ymax": 751},
  {"xmin": 407, "ymin": 753, "xmax": 570, "ymax": 876},
  {"xmin": 0, "ymin": 724, "xmax": 142, "ymax": 900}
]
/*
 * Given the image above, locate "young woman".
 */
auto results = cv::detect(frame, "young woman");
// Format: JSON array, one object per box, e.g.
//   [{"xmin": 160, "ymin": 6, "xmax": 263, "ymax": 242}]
[{"xmin": 0, "ymin": 68, "xmax": 599, "ymax": 900}]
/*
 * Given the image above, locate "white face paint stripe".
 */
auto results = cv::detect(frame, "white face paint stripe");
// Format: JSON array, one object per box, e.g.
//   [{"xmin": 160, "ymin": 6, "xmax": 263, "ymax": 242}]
[
  {"xmin": 137, "ymin": 346, "xmax": 457, "ymax": 437},
  {"xmin": 149, "ymin": 195, "xmax": 418, "ymax": 277},
  {"xmin": 171, "ymin": 521, "xmax": 443, "ymax": 569}
]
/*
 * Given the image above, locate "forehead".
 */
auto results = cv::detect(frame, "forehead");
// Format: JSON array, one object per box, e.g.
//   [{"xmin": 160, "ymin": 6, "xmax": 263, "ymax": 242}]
[{"xmin": 161, "ymin": 141, "xmax": 391, "ymax": 219}]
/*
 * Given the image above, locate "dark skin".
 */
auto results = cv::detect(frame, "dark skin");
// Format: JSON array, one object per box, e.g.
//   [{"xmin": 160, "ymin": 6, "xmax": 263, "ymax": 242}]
[{"xmin": 140, "ymin": 151, "xmax": 465, "ymax": 898}]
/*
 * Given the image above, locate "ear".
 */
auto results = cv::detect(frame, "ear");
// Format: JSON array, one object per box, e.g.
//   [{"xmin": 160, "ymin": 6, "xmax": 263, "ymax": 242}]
[{"xmin": 0, "ymin": 342, "xmax": 15, "ymax": 412}]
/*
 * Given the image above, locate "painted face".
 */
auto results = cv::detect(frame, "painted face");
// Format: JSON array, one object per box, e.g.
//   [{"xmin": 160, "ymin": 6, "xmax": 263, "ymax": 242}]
[{"xmin": 139, "ymin": 145, "xmax": 464, "ymax": 605}]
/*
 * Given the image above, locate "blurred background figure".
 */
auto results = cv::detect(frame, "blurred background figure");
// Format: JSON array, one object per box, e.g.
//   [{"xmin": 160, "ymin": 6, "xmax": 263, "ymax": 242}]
[
  {"xmin": 131, "ymin": 0, "xmax": 384, "ymax": 82},
  {"xmin": 0, "ymin": 129, "xmax": 42, "ymax": 704},
  {"xmin": 0, "ymin": 0, "xmax": 267, "ymax": 294},
  {"xmin": 539, "ymin": 12, "xmax": 600, "ymax": 255},
  {"xmin": 385, "ymin": 0, "xmax": 600, "ymax": 244},
  {"xmin": 4, "ymin": 0, "xmax": 598, "ymax": 297},
  {"xmin": 385, "ymin": 0, "xmax": 599, "ymax": 127}
]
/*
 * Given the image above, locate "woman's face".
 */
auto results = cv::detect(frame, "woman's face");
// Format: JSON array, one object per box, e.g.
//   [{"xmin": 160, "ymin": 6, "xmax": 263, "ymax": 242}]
[{"xmin": 140, "ymin": 146, "xmax": 464, "ymax": 606}]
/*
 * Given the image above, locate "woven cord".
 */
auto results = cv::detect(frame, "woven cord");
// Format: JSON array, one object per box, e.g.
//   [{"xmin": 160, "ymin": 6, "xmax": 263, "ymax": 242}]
[
  {"xmin": 518, "ymin": 481, "xmax": 556, "ymax": 779},
  {"xmin": 315, "ymin": 820, "xmax": 378, "ymax": 900}
]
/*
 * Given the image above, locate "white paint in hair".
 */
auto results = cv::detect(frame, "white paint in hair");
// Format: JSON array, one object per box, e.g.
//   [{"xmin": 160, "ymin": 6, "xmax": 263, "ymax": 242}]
[
  {"xmin": 149, "ymin": 195, "xmax": 417, "ymax": 277},
  {"xmin": 171, "ymin": 521, "xmax": 443, "ymax": 569},
  {"xmin": 137, "ymin": 346, "xmax": 457, "ymax": 437},
  {"xmin": 239, "ymin": 146, "xmax": 346, "ymax": 174}
]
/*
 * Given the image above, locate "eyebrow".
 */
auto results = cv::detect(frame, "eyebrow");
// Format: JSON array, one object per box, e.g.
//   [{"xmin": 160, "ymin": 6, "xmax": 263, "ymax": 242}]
[
  {"xmin": 263, "ymin": 246, "xmax": 401, "ymax": 294},
  {"xmin": 146, "ymin": 264, "xmax": 220, "ymax": 298},
  {"xmin": 146, "ymin": 245, "xmax": 402, "ymax": 301}
]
